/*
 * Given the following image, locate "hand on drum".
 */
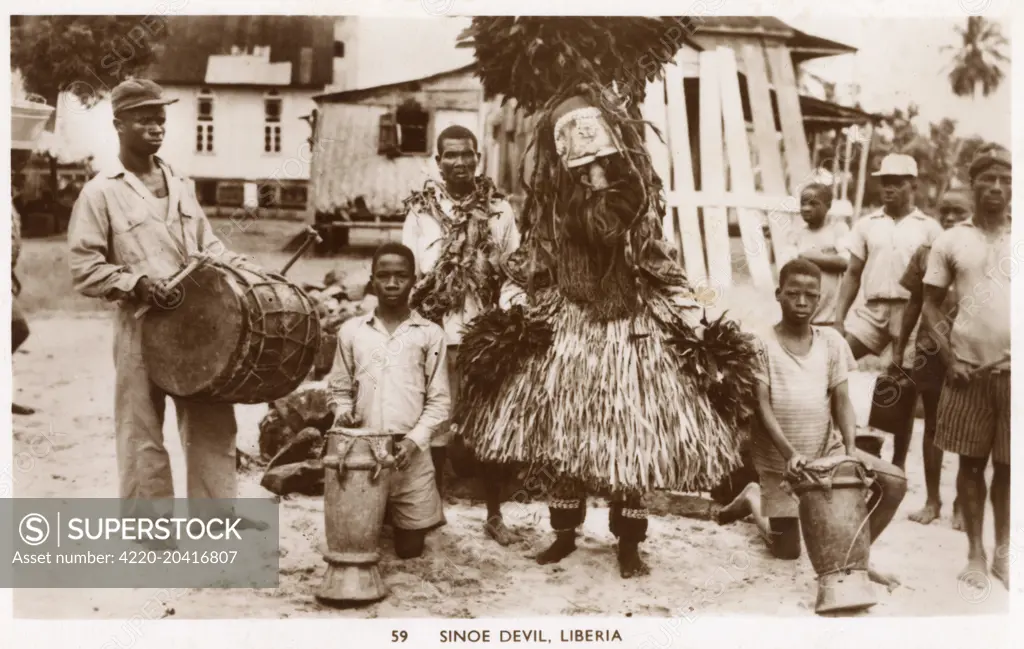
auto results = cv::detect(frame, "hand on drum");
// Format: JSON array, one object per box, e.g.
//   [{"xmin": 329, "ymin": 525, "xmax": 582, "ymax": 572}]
[
  {"xmin": 394, "ymin": 438, "xmax": 419, "ymax": 471},
  {"xmin": 134, "ymin": 277, "xmax": 182, "ymax": 308},
  {"xmin": 333, "ymin": 410, "xmax": 363, "ymax": 428},
  {"xmin": 786, "ymin": 453, "xmax": 808, "ymax": 478}
]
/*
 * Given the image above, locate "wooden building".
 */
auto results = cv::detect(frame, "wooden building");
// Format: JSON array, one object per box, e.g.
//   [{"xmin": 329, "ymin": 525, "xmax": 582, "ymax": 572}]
[
  {"xmin": 308, "ymin": 64, "xmax": 485, "ymax": 247},
  {"xmin": 483, "ymin": 17, "xmax": 881, "ymax": 290},
  {"xmin": 305, "ymin": 17, "xmax": 880, "ymax": 270}
]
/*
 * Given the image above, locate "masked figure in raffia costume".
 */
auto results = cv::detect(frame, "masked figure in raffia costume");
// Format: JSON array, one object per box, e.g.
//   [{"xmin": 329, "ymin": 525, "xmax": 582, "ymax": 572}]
[{"xmin": 454, "ymin": 18, "xmax": 761, "ymax": 577}]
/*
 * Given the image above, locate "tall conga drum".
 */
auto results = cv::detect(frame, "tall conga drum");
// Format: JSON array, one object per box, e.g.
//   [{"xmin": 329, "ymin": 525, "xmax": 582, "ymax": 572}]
[
  {"xmin": 317, "ymin": 427, "xmax": 395, "ymax": 606},
  {"xmin": 788, "ymin": 455, "xmax": 877, "ymax": 615}
]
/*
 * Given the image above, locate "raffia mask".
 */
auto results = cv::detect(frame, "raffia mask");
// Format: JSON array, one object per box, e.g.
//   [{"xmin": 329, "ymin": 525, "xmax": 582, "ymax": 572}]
[{"xmin": 553, "ymin": 106, "xmax": 622, "ymax": 169}]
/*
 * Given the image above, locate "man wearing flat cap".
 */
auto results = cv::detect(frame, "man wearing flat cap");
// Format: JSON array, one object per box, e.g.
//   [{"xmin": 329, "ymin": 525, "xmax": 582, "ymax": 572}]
[
  {"xmin": 68, "ymin": 79, "xmax": 264, "ymax": 540},
  {"xmin": 922, "ymin": 144, "xmax": 1012, "ymax": 591}
]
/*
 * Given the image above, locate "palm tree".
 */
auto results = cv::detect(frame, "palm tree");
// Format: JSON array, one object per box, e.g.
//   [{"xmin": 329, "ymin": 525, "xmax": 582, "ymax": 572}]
[{"xmin": 944, "ymin": 17, "xmax": 1010, "ymax": 98}]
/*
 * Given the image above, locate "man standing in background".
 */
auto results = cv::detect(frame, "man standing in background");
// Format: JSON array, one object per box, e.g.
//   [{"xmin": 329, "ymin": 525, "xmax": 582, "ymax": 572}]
[
  {"xmin": 833, "ymin": 154, "xmax": 943, "ymax": 366},
  {"xmin": 891, "ymin": 189, "xmax": 971, "ymax": 525},
  {"xmin": 923, "ymin": 146, "xmax": 1012, "ymax": 590},
  {"xmin": 401, "ymin": 124, "xmax": 522, "ymax": 545}
]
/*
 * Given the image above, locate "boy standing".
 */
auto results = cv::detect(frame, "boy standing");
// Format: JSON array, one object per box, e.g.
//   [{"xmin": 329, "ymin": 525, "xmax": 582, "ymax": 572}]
[
  {"xmin": 891, "ymin": 189, "xmax": 971, "ymax": 525},
  {"xmin": 327, "ymin": 243, "xmax": 451, "ymax": 559},
  {"xmin": 923, "ymin": 147, "xmax": 1011, "ymax": 590},
  {"xmin": 717, "ymin": 259, "xmax": 906, "ymax": 588},
  {"xmin": 795, "ymin": 183, "xmax": 850, "ymax": 326}
]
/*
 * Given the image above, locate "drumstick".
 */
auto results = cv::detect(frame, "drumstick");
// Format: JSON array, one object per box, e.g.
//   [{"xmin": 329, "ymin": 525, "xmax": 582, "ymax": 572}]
[
  {"xmin": 133, "ymin": 254, "xmax": 211, "ymax": 319},
  {"xmin": 279, "ymin": 226, "xmax": 323, "ymax": 277}
]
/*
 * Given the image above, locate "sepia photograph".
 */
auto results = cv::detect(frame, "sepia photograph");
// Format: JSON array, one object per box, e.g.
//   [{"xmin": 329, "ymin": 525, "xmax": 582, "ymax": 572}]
[{"xmin": 5, "ymin": 1, "xmax": 1015, "ymax": 642}]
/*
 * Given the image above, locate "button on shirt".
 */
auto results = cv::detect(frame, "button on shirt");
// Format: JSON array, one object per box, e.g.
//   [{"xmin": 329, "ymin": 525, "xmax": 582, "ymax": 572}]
[
  {"xmin": 402, "ymin": 184, "xmax": 521, "ymax": 345},
  {"xmin": 846, "ymin": 208, "xmax": 942, "ymax": 301},
  {"xmin": 68, "ymin": 157, "xmax": 255, "ymax": 302},
  {"xmin": 326, "ymin": 310, "xmax": 451, "ymax": 452}
]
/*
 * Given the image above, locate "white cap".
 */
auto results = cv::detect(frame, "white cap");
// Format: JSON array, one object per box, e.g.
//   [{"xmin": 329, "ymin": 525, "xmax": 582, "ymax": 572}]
[{"xmin": 872, "ymin": 153, "xmax": 918, "ymax": 177}]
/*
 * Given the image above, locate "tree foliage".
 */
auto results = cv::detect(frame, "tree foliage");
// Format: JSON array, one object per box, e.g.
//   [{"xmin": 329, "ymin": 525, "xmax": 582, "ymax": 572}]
[
  {"xmin": 810, "ymin": 103, "xmax": 989, "ymax": 213},
  {"xmin": 11, "ymin": 15, "xmax": 170, "ymax": 109},
  {"xmin": 944, "ymin": 16, "xmax": 1009, "ymax": 98}
]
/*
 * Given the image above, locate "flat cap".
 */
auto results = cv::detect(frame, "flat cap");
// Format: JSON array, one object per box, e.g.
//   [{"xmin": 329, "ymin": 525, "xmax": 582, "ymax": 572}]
[
  {"xmin": 968, "ymin": 145, "xmax": 1011, "ymax": 180},
  {"xmin": 111, "ymin": 78, "xmax": 178, "ymax": 115}
]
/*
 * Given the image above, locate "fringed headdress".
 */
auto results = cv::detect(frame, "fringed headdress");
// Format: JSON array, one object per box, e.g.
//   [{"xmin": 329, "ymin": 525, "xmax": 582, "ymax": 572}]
[{"xmin": 458, "ymin": 18, "xmax": 697, "ymax": 317}]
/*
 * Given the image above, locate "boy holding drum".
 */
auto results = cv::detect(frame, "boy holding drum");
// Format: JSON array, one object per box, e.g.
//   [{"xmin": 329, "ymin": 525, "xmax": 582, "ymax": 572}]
[
  {"xmin": 327, "ymin": 243, "xmax": 451, "ymax": 559},
  {"xmin": 717, "ymin": 259, "xmax": 906, "ymax": 589}
]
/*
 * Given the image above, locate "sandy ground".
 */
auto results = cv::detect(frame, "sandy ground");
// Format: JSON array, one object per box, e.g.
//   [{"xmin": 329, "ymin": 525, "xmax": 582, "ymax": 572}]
[{"xmin": 12, "ymin": 312, "xmax": 1009, "ymax": 619}]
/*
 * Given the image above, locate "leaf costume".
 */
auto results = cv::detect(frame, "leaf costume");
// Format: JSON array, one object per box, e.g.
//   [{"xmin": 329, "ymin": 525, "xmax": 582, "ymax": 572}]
[{"xmin": 452, "ymin": 16, "xmax": 761, "ymax": 539}]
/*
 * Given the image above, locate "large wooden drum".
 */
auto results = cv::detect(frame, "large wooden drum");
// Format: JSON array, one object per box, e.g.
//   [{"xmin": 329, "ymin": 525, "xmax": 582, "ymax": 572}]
[
  {"xmin": 788, "ymin": 455, "xmax": 877, "ymax": 615},
  {"xmin": 141, "ymin": 262, "xmax": 321, "ymax": 404},
  {"xmin": 317, "ymin": 427, "xmax": 395, "ymax": 605}
]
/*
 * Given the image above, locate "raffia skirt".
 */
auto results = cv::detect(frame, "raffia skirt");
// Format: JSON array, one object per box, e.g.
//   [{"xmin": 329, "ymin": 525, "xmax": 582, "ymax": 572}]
[{"xmin": 454, "ymin": 288, "xmax": 759, "ymax": 497}]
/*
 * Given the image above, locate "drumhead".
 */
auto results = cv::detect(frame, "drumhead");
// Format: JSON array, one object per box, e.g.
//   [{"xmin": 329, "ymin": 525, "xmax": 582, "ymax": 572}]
[{"xmin": 141, "ymin": 264, "xmax": 247, "ymax": 398}]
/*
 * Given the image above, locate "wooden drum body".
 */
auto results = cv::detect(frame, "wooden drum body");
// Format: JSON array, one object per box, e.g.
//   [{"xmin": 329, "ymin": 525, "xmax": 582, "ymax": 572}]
[
  {"xmin": 141, "ymin": 263, "xmax": 321, "ymax": 404},
  {"xmin": 317, "ymin": 427, "xmax": 395, "ymax": 606},
  {"xmin": 789, "ymin": 455, "xmax": 877, "ymax": 615}
]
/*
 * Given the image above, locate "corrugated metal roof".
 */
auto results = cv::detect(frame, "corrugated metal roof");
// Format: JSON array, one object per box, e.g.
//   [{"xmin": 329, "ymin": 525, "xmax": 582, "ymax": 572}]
[{"xmin": 147, "ymin": 16, "xmax": 335, "ymax": 88}]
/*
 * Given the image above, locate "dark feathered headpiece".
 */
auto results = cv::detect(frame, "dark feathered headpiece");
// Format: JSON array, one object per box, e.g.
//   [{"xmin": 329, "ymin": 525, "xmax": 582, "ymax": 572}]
[{"xmin": 456, "ymin": 17, "xmax": 699, "ymax": 114}]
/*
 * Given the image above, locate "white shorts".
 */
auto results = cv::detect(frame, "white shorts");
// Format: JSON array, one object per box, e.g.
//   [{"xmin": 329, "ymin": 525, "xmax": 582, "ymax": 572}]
[{"xmin": 845, "ymin": 299, "xmax": 915, "ymax": 365}]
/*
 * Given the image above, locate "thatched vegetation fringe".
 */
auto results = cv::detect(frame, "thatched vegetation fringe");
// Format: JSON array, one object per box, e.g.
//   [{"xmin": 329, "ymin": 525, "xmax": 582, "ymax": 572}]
[
  {"xmin": 457, "ymin": 17, "xmax": 697, "ymax": 114},
  {"xmin": 455, "ymin": 290, "xmax": 758, "ymax": 495}
]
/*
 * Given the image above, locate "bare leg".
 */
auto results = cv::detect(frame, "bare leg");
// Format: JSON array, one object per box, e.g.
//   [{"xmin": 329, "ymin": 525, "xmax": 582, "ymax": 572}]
[
  {"xmin": 844, "ymin": 334, "xmax": 874, "ymax": 361},
  {"xmin": 855, "ymin": 451, "xmax": 906, "ymax": 589},
  {"xmin": 482, "ymin": 463, "xmax": 518, "ymax": 545},
  {"xmin": 957, "ymin": 455, "xmax": 989, "ymax": 587},
  {"xmin": 717, "ymin": 483, "xmax": 772, "ymax": 540},
  {"xmin": 909, "ymin": 388, "xmax": 943, "ymax": 525},
  {"xmin": 990, "ymin": 462, "xmax": 1010, "ymax": 589}
]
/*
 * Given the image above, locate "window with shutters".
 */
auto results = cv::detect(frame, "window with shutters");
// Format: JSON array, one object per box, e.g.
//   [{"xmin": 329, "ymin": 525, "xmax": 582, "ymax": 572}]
[
  {"xmin": 377, "ymin": 99, "xmax": 431, "ymax": 157},
  {"xmin": 279, "ymin": 184, "xmax": 309, "ymax": 208},
  {"xmin": 196, "ymin": 89, "xmax": 214, "ymax": 153},
  {"xmin": 264, "ymin": 91, "xmax": 282, "ymax": 153}
]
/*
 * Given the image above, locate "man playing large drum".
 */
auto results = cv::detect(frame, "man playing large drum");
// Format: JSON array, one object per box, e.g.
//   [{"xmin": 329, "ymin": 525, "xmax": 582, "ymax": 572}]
[
  {"xmin": 68, "ymin": 79, "xmax": 267, "ymax": 537},
  {"xmin": 717, "ymin": 259, "xmax": 906, "ymax": 589},
  {"xmin": 326, "ymin": 243, "xmax": 451, "ymax": 559}
]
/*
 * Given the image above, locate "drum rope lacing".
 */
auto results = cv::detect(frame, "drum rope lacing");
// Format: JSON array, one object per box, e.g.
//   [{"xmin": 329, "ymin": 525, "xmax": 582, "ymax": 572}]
[{"xmin": 218, "ymin": 276, "xmax": 320, "ymax": 400}]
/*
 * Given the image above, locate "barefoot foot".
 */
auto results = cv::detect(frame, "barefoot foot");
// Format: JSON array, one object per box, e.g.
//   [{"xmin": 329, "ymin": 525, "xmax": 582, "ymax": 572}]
[
  {"xmin": 716, "ymin": 483, "xmax": 757, "ymax": 525},
  {"xmin": 951, "ymin": 500, "xmax": 965, "ymax": 532},
  {"xmin": 868, "ymin": 565, "xmax": 900, "ymax": 593},
  {"xmin": 618, "ymin": 542, "xmax": 650, "ymax": 578},
  {"xmin": 484, "ymin": 516, "xmax": 519, "ymax": 546},
  {"xmin": 535, "ymin": 533, "xmax": 576, "ymax": 564},
  {"xmin": 958, "ymin": 556, "xmax": 990, "ymax": 591},
  {"xmin": 992, "ymin": 552, "xmax": 1010, "ymax": 590},
  {"xmin": 908, "ymin": 501, "xmax": 941, "ymax": 525}
]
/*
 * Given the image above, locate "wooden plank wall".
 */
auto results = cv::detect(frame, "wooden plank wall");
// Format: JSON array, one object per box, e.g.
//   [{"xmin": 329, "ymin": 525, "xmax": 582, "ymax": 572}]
[
  {"xmin": 741, "ymin": 44, "xmax": 795, "ymax": 267},
  {"xmin": 485, "ymin": 40, "xmax": 820, "ymax": 290},
  {"xmin": 717, "ymin": 47, "xmax": 773, "ymax": 289},
  {"xmin": 697, "ymin": 49, "xmax": 732, "ymax": 288}
]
